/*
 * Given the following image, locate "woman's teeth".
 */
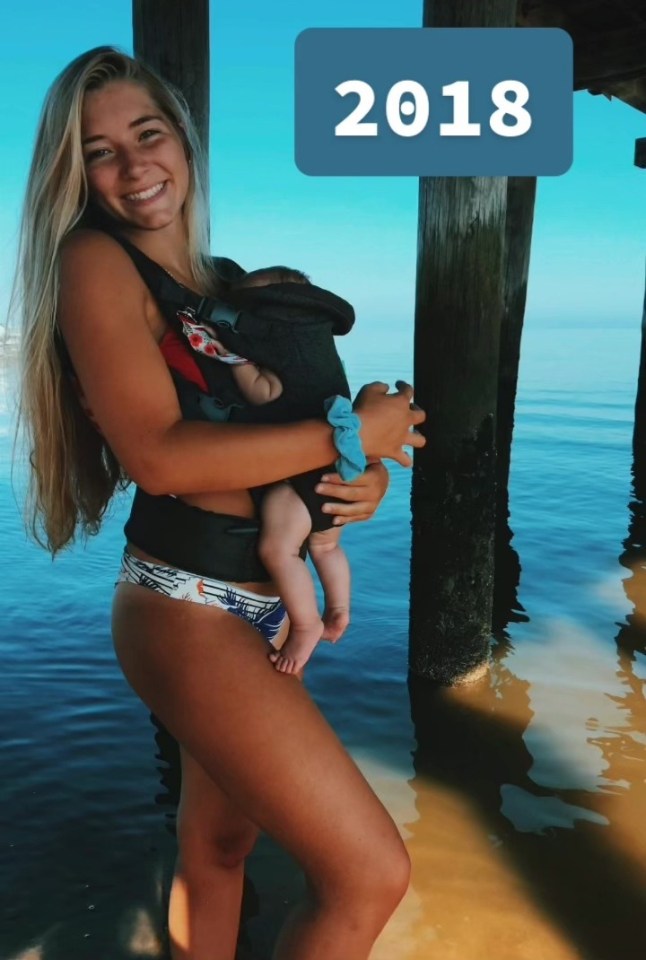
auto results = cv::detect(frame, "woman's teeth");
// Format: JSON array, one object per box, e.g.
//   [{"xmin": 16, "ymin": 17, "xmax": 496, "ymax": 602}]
[{"xmin": 124, "ymin": 181, "xmax": 166, "ymax": 202}]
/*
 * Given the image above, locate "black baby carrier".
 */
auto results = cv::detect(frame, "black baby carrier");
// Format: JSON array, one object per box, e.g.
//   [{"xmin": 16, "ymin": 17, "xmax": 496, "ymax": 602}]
[
  {"xmin": 107, "ymin": 231, "xmax": 354, "ymax": 425},
  {"xmin": 101, "ymin": 230, "xmax": 356, "ymax": 579}
]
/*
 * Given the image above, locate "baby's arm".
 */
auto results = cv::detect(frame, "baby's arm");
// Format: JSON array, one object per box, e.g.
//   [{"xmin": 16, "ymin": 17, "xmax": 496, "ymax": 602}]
[
  {"xmin": 178, "ymin": 311, "xmax": 283, "ymax": 405},
  {"xmin": 232, "ymin": 362, "xmax": 283, "ymax": 405}
]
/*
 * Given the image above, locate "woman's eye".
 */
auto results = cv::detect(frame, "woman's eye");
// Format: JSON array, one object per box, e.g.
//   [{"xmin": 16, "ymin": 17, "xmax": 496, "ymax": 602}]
[
  {"xmin": 84, "ymin": 129, "xmax": 162, "ymax": 163},
  {"xmin": 85, "ymin": 148, "xmax": 110, "ymax": 162}
]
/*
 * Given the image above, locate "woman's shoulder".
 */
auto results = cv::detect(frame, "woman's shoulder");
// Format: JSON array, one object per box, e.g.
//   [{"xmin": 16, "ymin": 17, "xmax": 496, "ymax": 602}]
[
  {"xmin": 58, "ymin": 228, "xmax": 150, "ymax": 333},
  {"xmin": 60, "ymin": 227, "xmax": 136, "ymax": 273},
  {"xmin": 59, "ymin": 228, "xmax": 149, "ymax": 305}
]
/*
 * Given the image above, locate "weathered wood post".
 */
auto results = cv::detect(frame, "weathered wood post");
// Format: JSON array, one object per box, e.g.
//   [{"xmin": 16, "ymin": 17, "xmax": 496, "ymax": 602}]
[
  {"xmin": 497, "ymin": 177, "xmax": 536, "ymax": 504},
  {"xmin": 633, "ymin": 260, "xmax": 646, "ymax": 482},
  {"xmin": 632, "ymin": 138, "xmax": 646, "ymax": 483},
  {"xmin": 493, "ymin": 175, "xmax": 536, "ymax": 624},
  {"xmin": 409, "ymin": 0, "xmax": 518, "ymax": 684},
  {"xmin": 132, "ymin": 0, "xmax": 210, "ymax": 177}
]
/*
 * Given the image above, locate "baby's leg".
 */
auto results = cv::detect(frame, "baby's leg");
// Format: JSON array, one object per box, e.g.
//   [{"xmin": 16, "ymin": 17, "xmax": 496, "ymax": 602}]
[
  {"xmin": 258, "ymin": 483, "xmax": 323, "ymax": 674},
  {"xmin": 308, "ymin": 527, "xmax": 351, "ymax": 643}
]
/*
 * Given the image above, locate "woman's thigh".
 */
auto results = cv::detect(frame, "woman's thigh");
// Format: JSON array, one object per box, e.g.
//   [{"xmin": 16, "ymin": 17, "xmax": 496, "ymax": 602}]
[
  {"xmin": 112, "ymin": 583, "xmax": 406, "ymax": 888},
  {"xmin": 174, "ymin": 618, "xmax": 291, "ymax": 869}
]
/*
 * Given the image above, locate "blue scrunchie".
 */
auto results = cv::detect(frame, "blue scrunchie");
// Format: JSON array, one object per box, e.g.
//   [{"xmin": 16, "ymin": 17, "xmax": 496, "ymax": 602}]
[{"xmin": 324, "ymin": 395, "xmax": 367, "ymax": 482}]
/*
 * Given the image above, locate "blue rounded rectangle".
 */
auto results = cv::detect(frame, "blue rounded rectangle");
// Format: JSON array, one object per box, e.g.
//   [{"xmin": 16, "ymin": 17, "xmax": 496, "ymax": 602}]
[{"xmin": 295, "ymin": 28, "xmax": 573, "ymax": 177}]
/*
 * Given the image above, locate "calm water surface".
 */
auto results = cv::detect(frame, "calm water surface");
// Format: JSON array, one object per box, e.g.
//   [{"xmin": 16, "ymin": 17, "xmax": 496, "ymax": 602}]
[{"xmin": 1, "ymin": 312, "xmax": 645, "ymax": 960}]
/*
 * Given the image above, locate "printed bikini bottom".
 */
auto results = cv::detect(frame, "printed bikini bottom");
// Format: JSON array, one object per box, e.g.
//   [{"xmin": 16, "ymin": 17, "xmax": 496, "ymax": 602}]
[{"xmin": 116, "ymin": 550, "xmax": 286, "ymax": 644}]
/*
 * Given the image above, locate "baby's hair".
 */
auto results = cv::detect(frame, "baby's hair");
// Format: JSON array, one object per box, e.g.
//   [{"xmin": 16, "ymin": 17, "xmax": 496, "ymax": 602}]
[{"xmin": 235, "ymin": 266, "xmax": 311, "ymax": 289}]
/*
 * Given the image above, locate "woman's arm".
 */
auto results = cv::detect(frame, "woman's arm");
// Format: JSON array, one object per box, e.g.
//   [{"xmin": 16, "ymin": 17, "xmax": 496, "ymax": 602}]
[{"xmin": 58, "ymin": 231, "xmax": 424, "ymax": 496}]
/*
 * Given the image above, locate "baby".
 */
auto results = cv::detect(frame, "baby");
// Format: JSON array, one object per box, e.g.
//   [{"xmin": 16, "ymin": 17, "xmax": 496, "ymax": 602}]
[{"xmin": 203, "ymin": 265, "xmax": 352, "ymax": 674}]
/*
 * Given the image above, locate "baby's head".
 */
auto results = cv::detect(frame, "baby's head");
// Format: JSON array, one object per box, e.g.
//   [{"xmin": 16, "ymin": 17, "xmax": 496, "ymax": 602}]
[{"xmin": 231, "ymin": 265, "xmax": 311, "ymax": 291}]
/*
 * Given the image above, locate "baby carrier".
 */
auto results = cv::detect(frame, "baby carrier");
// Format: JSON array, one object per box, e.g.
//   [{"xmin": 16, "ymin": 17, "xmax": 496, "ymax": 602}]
[
  {"xmin": 100, "ymin": 231, "xmax": 356, "ymax": 578},
  {"xmin": 107, "ymin": 232, "xmax": 354, "ymax": 425}
]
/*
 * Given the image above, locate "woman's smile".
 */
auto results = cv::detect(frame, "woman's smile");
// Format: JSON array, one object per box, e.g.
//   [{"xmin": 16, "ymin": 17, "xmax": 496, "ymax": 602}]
[{"xmin": 123, "ymin": 180, "xmax": 168, "ymax": 203}]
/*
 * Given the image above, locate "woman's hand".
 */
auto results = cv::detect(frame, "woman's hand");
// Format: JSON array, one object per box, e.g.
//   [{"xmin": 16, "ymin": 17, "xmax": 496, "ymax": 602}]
[
  {"xmin": 354, "ymin": 381, "xmax": 426, "ymax": 466},
  {"xmin": 315, "ymin": 460, "xmax": 390, "ymax": 527}
]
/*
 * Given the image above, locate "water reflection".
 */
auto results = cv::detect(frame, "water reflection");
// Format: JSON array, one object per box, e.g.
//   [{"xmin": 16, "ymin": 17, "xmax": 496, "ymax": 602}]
[{"xmin": 396, "ymin": 617, "xmax": 646, "ymax": 960}]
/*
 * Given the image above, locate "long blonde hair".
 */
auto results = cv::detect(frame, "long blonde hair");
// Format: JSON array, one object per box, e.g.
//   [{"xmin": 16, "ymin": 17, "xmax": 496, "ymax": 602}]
[{"xmin": 12, "ymin": 47, "xmax": 215, "ymax": 553}]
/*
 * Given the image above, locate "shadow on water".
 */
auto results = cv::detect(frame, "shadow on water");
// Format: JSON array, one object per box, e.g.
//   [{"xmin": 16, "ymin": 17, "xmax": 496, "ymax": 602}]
[
  {"xmin": 1, "ymin": 714, "xmax": 260, "ymax": 960},
  {"xmin": 402, "ymin": 471, "xmax": 646, "ymax": 960},
  {"xmin": 408, "ymin": 652, "xmax": 646, "ymax": 960},
  {"xmin": 1, "ymin": 824, "xmax": 171, "ymax": 960}
]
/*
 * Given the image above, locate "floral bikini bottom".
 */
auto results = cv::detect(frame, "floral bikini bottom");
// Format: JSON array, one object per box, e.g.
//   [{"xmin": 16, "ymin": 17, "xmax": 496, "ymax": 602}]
[{"xmin": 116, "ymin": 550, "xmax": 286, "ymax": 645}]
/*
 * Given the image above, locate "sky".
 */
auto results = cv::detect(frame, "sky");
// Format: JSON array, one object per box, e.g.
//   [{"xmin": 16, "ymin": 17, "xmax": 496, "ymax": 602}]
[{"xmin": 0, "ymin": 0, "xmax": 644, "ymax": 329}]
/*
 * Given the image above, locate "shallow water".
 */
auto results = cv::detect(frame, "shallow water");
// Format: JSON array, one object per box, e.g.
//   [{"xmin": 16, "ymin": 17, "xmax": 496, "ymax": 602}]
[{"xmin": 1, "ymin": 311, "xmax": 646, "ymax": 960}]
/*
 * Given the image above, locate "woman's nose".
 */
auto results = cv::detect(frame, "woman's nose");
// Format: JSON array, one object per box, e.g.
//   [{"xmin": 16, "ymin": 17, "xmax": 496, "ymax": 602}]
[{"xmin": 119, "ymin": 147, "xmax": 148, "ymax": 179}]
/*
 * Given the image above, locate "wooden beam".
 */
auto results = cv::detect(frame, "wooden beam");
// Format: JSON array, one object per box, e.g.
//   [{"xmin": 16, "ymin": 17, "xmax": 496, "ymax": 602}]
[
  {"xmin": 588, "ymin": 77, "xmax": 646, "ymax": 116},
  {"xmin": 574, "ymin": 26, "xmax": 646, "ymax": 90},
  {"xmin": 132, "ymin": 0, "xmax": 210, "ymax": 163}
]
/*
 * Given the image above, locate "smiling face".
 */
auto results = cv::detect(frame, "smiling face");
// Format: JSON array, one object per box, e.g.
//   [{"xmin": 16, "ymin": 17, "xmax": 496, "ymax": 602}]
[{"xmin": 81, "ymin": 79, "xmax": 190, "ymax": 234}]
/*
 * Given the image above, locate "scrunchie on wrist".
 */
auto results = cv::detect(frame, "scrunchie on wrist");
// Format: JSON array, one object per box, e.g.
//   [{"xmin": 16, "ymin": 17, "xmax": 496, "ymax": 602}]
[{"xmin": 324, "ymin": 395, "xmax": 367, "ymax": 482}]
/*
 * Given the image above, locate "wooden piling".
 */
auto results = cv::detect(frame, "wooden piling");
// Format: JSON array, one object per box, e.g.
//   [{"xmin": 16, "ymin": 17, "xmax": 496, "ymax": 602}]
[
  {"xmin": 497, "ymin": 177, "xmax": 536, "ymax": 510},
  {"xmin": 633, "ymin": 262, "xmax": 646, "ymax": 477},
  {"xmin": 409, "ymin": 0, "xmax": 517, "ymax": 684},
  {"xmin": 132, "ymin": 0, "xmax": 210, "ymax": 164},
  {"xmin": 493, "ymin": 177, "xmax": 536, "ymax": 624}
]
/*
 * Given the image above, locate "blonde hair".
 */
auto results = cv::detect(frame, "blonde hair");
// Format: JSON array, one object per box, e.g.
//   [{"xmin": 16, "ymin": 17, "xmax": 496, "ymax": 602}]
[{"xmin": 12, "ymin": 46, "xmax": 215, "ymax": 553}]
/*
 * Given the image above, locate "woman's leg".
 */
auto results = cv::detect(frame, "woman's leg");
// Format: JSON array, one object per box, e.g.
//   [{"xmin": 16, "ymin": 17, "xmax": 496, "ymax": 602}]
[
  {"xmin": 168, "ymin": 746, "xmax": 260, "ymax": 960},
  {"xmin": 112, "ymin": 584, "xmax": 410, "ymax": 960}
]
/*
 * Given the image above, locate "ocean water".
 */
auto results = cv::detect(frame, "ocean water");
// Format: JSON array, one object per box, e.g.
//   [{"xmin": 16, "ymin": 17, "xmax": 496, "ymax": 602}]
[{"xmin": 1, "ymin": 309, "xmax": 646, "ymax": 960}]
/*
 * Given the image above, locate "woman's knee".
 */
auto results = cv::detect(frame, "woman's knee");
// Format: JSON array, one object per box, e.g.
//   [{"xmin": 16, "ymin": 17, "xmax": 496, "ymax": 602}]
[
  {"xmin": 313, "ymin": 833, "xmax": 411, "ymax": 920},
  {"xmin": 357, "ymin": 837, "xmax": 411, "ymax": 910},
  {"xmin": 177, "ymin": 815, "xmax": 259, "ymax": 872},
  {"xmin": 176, "ymin": 746, "xmax": 261, "ymax": 873}
]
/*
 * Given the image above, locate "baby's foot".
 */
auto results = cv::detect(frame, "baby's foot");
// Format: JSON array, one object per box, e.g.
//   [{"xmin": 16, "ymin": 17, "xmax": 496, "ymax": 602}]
[
  {"xmin": 321, "ymin": 606, "xmax": 350, "ymax": 643},
  {"xmin": 269, "ymin": 619, "xmax": 323, "ymax": 675}
]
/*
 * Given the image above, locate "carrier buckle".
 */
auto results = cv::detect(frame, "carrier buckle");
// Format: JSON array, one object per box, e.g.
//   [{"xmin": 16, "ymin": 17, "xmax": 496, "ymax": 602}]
[{"xmin": 198, "ymin": 298, "xmax": 241, "ymax": 331}]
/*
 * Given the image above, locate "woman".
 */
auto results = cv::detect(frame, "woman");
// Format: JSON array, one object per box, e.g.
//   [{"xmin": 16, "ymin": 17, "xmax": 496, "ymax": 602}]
[{"xmin": 15, "ymin": 47, "xmax": 426, "ymax": 960}]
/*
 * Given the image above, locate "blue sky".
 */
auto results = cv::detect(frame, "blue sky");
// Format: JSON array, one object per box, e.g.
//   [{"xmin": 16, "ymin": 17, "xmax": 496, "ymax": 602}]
[{"xmin": 0, "ymin": 0, "xmax": 643, "ymax": 327}]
